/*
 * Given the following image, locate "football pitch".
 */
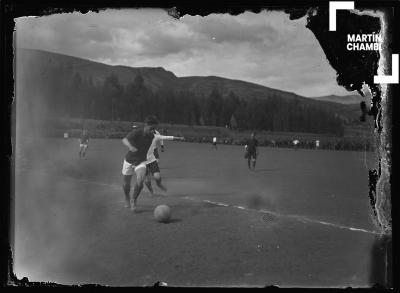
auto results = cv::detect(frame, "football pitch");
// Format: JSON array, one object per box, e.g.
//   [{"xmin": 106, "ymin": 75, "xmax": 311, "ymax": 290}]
[{"xmin": 12, "ymin": 138, "xmax": 383, "ymax": 287}]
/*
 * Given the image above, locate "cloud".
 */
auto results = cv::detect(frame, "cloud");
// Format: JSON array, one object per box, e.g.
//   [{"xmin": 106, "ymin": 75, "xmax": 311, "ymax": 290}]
[
  {"xmin": 182, "ymin": 14, "xmax": 272, "ymax": 45},
  {"xmin": 16, "ymin": 14, "xmax": 115, "ymax": 59},
  {"xmin": 14, "ymin": 9, "xmax": 352, "ymax": 97}
]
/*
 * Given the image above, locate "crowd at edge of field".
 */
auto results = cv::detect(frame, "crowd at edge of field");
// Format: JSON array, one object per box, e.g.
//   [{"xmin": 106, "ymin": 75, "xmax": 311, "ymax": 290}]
[
  {"xmin": 40, "ymin": 117, "xmax": 374, "ymax": 152},
  {"xmin": 62, "ymin": 128, "xmax": 374, "ymax": 152}
]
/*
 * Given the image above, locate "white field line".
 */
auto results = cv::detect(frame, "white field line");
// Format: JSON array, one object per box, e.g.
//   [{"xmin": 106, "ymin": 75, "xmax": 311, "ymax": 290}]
[
  {"xmin": 184, "ymin": 196, "xmax": 380, "ymax": 236},
  {"xmin": 15, "ymin": 168, "xmax": 381, "ymax": 236}
]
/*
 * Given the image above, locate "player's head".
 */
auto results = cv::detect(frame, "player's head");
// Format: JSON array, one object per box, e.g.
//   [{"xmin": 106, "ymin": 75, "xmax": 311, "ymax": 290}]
[{"xmin": 144, "ymin": 115, "xmax": 159, "ymax": 133}]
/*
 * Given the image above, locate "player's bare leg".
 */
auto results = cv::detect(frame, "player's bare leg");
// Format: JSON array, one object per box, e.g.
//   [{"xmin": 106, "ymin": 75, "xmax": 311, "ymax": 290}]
[
  {"xmin": 145, "ymin": 172, "xmax": 154, "ymax": 196},
  {"xmin": 252, "ymin": 157, "xmax": 256, "ymax": 170},
  {"xmin": 122, "ymin": 175, "xmax": 132, "ymax": 208},
  {"xmin": 154, "ymin": 172, "xmax": 167, "ymax": 195},
  {"xmin": 131, "ymin": 166, "xmax": 147, "ymax": 212}
]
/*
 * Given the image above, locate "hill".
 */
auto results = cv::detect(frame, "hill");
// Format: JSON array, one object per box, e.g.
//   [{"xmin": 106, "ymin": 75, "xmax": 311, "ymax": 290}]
[
  {"xmin": 16, "ymin": 48, "xmax": 179, "ymax": 91},
  {"xmin": 309, "ymin": 94, "xmax": 364, "ymax": 104},
  {"xmin": 16, "ymin": 48, "xmax": 365, "ymax": 135}
]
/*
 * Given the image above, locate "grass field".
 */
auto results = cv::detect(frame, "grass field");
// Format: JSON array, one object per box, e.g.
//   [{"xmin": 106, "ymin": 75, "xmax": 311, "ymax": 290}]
[{"xmin": 12, "ymin": 138, "xmax": 385, "ymax": 287}]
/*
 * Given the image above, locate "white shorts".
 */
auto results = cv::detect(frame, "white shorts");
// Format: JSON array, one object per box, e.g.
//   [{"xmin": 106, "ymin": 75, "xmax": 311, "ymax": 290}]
[
  {"xmin": 80, "ymin": 143, "xmax": 88, "ymax": 149},
  {"xmin": 122, "ymin": 159, "xmax": 146, "ymax": 176}
]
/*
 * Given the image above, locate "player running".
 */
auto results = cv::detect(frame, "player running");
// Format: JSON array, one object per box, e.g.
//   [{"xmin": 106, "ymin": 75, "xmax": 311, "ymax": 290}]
[
  {"xmin": 212, "ymin": 136, "xmax": 218, "ymax": 150},
  {"xmin": 144, "ymin": 129, "xmax": 166, "ymax": 196},
  {"xmin": 244, "ymin": 132, "xmax": 258, "ymax": 171},
  {"xmin": 121, "ymin": 115, "xmax": 184, "ymax": 212},
  {"xmin": 293, "ymin": 139, "xmax": 300, "ymax": 150},
  {"xmin": 79, "ymin": 129, "xmax": 90, "ymax": 158}
]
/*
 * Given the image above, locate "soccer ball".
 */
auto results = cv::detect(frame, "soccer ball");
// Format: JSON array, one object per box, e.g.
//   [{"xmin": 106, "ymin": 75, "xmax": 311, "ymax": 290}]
[{"xmin": 154, "ymin": 205, "xmax": 171, "ymax": 223}]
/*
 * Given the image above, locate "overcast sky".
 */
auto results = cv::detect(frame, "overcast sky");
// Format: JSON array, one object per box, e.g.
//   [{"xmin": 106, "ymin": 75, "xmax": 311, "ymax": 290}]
[{"xmin": 15, "ymin": 9, "xmax": 354, "ymax": 97}]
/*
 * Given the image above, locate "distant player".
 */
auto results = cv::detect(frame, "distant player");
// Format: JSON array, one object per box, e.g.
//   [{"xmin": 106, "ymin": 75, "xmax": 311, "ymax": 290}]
[
  {"xmin": 121, "ymin": 115, "xmax": 184, "ymax": 212},
  {"xmin": 244, "ymin": 132, "xmax": 258, "ymax": 171},
  {"xmin": 293, "ymin": 139, "xmax": 300, "ymax": 150},
  {"xmin": 315, "ymin": 139, "xmax": 320, "ymax": 149},
  {"xmin": 79, "ymin": 129, "xmax": 89, "ymax": 158},
  {"xmin": 212, "ymin": 136, "xmax": 218, "ymax": 150}
]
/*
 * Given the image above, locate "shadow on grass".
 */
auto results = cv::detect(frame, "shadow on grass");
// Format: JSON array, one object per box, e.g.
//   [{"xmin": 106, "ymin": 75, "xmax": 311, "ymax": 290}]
[
  {"xmin": 129, "ymin": 207, "xmax": 156, "ymax": 214},
  {"xmin": 159, "ymin": 166, "xmax": 178, "ymax": 170},
  {"xmin": 131, "ymin": 209, "xmax": 147, "ymax": 214},
  {"xmin": 148, "ymin": 193, "xmax": 169, "ymax": 198},
  {"xmin": 253, "ymin": 168, "xmax": 278, "ymax": 173},
  {"xmin": 153, "ymin": 218, "xmax": 182, "ymax": 224}
]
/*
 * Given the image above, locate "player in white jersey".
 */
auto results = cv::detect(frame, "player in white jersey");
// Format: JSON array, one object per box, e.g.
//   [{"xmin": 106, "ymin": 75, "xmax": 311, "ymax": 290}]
[
  {"xmin": 144, "ymin": 129, "xmax": 182, "ymax": 196},
  {"xmin": 293, "ymin": 139, "xmax": 300, "ymax": 150},
  {"xmin": 212, "ymin": 136, "xmax": 218, "ymax": 150},
  {"xmin": 144, "ymin": 129, "xmax": 164, "ymax": 195}
]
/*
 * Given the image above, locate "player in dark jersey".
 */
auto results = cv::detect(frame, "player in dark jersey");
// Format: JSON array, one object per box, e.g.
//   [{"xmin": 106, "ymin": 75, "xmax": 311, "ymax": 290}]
[
  {"xmin": 79, "ymin": 129, "xmax": 90, "ymax": 158},
  {"xmin": 244, "ymin": 132, "xmax": 258, "ymax": 171},
  {"xmin": 121, "ymin": 116, "xmax": 184, "ymax": 212}
]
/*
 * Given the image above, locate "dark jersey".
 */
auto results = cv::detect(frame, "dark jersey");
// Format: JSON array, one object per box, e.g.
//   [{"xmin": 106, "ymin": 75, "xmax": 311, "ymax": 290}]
[
  {"xmin": 80, "ymin": 133, "xmax": 89, "ymax": 144},
  {"xmin": 124, "ymin": 128, "xmax": 155, "ymax": 165},
  {"xmin": 246, "ymin": 138, "xmax": 258, "ymax": 153}
]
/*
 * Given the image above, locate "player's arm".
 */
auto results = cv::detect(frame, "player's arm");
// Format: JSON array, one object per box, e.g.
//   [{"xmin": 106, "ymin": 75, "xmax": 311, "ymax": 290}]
[
  {"xmin": 155, "ymin": 134, "xmax": 184, "ymax": 142},
  {"xmin": 122, "ymin": 137, "xmax": 137, "ymax": 152}
]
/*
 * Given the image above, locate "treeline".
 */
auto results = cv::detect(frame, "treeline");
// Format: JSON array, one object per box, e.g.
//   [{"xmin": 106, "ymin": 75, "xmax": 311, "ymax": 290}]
[{"xmin": 31, "ymin": 68, "xmax": 344, "ymax": 135}]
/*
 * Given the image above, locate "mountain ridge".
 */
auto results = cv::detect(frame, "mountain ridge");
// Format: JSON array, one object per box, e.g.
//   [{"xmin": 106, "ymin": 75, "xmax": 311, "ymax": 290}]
[
  {"xmin": 16, "ymin": 48, "xmax": 363, "ymax": 129},
  {"xmin": 18, "ymin": 48, "xmax": 361, "ymax": 105}
]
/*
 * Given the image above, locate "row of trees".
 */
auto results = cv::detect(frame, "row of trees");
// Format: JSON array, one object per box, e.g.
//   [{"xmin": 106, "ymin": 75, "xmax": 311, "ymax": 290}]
[{"xmin": 34, "ymin": 69, "xmax": 345, "ymax": 135}]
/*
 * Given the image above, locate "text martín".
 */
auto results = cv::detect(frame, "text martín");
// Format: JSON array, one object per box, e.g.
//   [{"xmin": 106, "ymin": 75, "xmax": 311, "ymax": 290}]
[{"xmin": 346, "ymin": 34, "xmax": 382, "ymax": 51}]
